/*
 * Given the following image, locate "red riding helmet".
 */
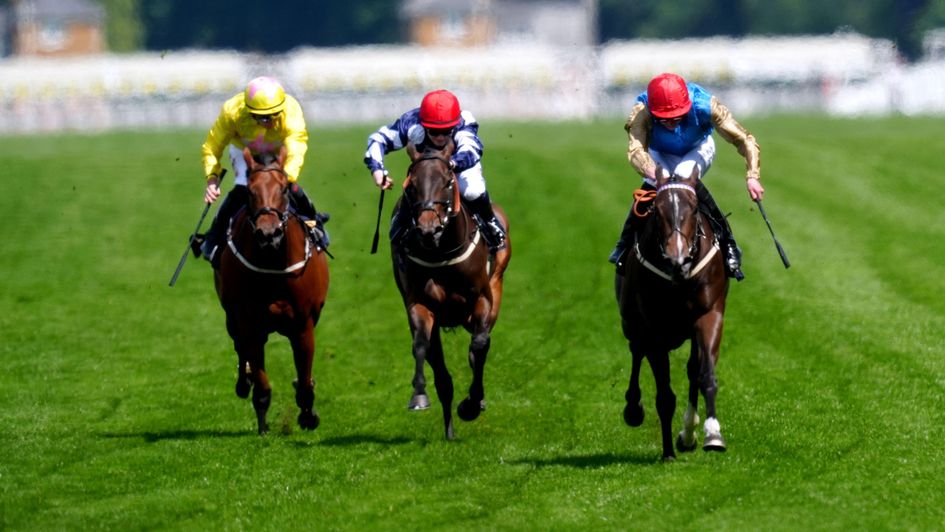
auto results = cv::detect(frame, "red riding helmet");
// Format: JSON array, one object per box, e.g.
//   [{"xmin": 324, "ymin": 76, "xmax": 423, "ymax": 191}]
[
  {"xmin": 647, "ymin": 73, "xmax": 692, "ymax": 119},
  {"xmin": 419, "ymin": 89, "xmax": 461, "ymax": 128}
]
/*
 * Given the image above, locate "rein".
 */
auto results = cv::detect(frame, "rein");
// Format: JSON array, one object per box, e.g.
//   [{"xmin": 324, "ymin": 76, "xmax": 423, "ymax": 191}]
[
  {"xmin": 633, "ymin": 180, "xmax": 718, "ymax": 281},
  {"xmin": 226, "ymin": 214, "xmax": 313, "ymax": 275}
]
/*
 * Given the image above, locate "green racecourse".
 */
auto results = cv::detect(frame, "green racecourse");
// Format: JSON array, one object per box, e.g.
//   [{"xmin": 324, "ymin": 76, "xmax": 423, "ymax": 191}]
[{"xmin": 1, "ymin": 115, "xmax": 943, "ymax": 530}]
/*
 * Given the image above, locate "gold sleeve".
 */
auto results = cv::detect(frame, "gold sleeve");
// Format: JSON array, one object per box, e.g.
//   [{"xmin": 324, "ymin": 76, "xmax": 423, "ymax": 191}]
[
  {"xmin": 710, "ymin": 97, "xmax": 760, "ymax": 180},
  {"xmin": 624, "ymin": 102, "xmax": 656, "ymax": 179}
]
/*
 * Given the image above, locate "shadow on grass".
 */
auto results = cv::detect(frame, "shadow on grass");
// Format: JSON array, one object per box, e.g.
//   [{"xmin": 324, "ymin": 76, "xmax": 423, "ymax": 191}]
[
  {"xmin": 100, "ymin": 429, "xmax": 250, "ymax": 442},
  {"xmin": 509, "ymin": 452, "xmax": 658, "ymax": 468},
  {"xmin": 316, "ymin": 433, "xmax": 414, "ymax": 447}
]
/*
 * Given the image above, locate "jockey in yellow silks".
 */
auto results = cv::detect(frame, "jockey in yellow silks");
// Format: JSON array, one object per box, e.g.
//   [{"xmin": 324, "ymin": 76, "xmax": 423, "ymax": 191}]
[{"xmin": 196, "ymin": 76, "xmax": 326, "ymax": 266}]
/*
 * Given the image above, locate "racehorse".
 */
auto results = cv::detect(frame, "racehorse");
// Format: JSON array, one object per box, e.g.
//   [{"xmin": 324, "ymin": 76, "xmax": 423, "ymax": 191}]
[
  {"xmin": 617, "ymin": 167, "xmax": 729, "ymax": 461},
  {"xmin": 391, "ymin": 141, "xmax": 511, "ymax": 440},
  {"xmin": 214, "ymin": 146, "xmax": 329, "ymax": 435}
]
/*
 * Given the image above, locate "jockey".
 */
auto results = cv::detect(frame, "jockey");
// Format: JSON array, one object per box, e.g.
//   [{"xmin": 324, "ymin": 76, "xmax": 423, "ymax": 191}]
[
  {"xmin": 195, "ymin": 76, "xmax": 326, "ymax": 267},
  {"xmin": 610, "ymin": 73, "xmax": 764, "ymax": 281},
  {"xmin": 363, "ymin": 89, "xmax": 507, "ymax": 252}
]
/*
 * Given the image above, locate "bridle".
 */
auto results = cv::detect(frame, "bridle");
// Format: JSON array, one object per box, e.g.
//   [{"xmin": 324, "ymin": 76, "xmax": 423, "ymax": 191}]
[
  {"xmin": 632, "ymin": 179, "xmax": 719, "ymax": 281},
  {"xmin": 247, "ymin": 165, "xmax": 291, "ymax": 233},
  {"xmin": 405, "ymin": 155, "xmax": 457, "ymax": 226},
  {"xmin": 656, "ymin": 181, "xmax": 701, "ymax": 262}
]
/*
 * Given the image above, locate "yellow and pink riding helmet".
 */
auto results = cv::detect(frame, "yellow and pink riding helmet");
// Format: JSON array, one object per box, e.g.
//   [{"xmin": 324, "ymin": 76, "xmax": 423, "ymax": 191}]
[{"xmin": 244, "ymin": 76, "xmax": 286, "ymax": 115}]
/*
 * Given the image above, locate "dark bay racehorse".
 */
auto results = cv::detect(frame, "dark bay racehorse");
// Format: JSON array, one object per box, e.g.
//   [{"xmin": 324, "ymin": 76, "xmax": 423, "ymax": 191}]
[
  {"xmin": 391, "ymin": 142, "xmax": 511, "ymax": 440},
  {"xmin": 617, "ymin": 168, "xmax": 729, "ymax": 461},
  {"xmin": 214, "ymin": 147, "xmax": 329, "ymax": 435}
]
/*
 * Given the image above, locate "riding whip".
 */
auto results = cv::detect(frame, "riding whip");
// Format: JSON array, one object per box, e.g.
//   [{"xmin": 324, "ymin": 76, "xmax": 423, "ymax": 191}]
[
  {"xmin": 370, "ymin": 188, "xmax": 385, "ymax": 254},
  {"xmin": 754, "ymin": 199, "xmax": 790, "ymax": 269},
  {"xmin": 168, "ymin": 168, "xmax": 227, "ymax": 286}
]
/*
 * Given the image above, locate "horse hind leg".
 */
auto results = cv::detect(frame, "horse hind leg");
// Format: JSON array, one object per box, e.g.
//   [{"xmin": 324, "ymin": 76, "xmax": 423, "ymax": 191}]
[
  {"xmin": 235, "ymin": 359, "xmax": 252, "ymax": 399},
  {"xmin": 457, "ymin": 331, "xmax": 489, "ymax": 422},
  {"xmin": 700, "ymin": 367, "xmax": 727, "ymax": 452}
]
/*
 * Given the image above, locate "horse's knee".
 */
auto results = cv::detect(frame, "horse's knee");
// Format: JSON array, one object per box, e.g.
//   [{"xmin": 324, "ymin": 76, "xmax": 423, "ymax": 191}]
[{"xmin": 470, "ymin": 332, "xmax": 490, "ymax": 354}]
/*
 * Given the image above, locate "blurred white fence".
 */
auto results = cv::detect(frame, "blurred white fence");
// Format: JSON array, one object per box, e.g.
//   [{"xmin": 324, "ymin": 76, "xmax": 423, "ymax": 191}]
[{"xmin": 0, "ymin": 33, "xmax": 941, "ymax": 134}]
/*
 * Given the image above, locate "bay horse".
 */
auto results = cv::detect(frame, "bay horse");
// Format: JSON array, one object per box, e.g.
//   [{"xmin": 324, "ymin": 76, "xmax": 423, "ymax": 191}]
[
  {"xmin": 617, "ymin": 168, "xmax": 729, "ymax": 461},
  {"xmin": 391, "ymin": 141, "xmax": 511, "ymax": 440},
  {"xmin": 214, "ymin": 146, "xmax": 329, "ymax": 435}
]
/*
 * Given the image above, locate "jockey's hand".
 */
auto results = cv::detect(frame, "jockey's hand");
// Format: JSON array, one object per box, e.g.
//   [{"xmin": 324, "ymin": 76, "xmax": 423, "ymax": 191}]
[
  {"xmin": 747, "ymin": 177, "xmax": 765, "ymax": 201},
  {"xmin": 204, "ymin": 177, "xmax": 221, "ymax": 204},
  {"xmin": 373, "ymin": 169, "xmax": 393, "ymax": 190}
]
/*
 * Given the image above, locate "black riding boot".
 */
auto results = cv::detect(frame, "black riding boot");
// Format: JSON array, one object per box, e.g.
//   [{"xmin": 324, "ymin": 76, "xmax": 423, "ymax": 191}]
[
  {"xmin": 289, "ymin": 183, "xmax": 329, "ymax": 248},
  {"xmin": 696, "ymin": 182, "xmax": 744, "ymax": 281},
  {"xmin": 467, "ymin": 192, "xmax": 506, "ymax": 252},
  {"xmin": 197, "ymin": 185, "xmax": 248, "ymax": 268}
]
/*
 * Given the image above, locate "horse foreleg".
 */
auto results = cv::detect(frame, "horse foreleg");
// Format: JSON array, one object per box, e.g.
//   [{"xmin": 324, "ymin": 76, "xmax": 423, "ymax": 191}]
[
  {"xmin": 696, "ymin": 311, "xmax": 726, "ymax": 452},
  {"xmin": 623, "ymin": 343, "xmax": 645, "ymax": 427},
  {"xmin": 407, "ymin": 305, "xmax": 434, "ymax": 411},
  {"xmin": 648, "ymin": 351, "xmax": 677, "ymax": 461},
  {"xmin": 426, "ymin": 325, "xmax": 455, "ymax": 439},
  {"xmin": 676, "ymin": 345, "xmax": 701, "ymax": 453},
  {"xmin": 290, "ymin": 325, "xmax": 319, "ymax": 431}
]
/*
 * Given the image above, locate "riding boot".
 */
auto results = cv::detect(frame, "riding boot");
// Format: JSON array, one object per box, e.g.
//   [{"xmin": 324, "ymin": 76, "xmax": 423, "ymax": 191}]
[
  {"xmin": 201, "ymin": 185, "xmax": 248, "ymax": 269},
  {"xmin": 467, "ymin": 192, "xmax": 506, "ymax": 252},
  {"xmin": 289, "ymin": 183, "xmax": 330, "ymax": 248},
  {"xmin": 696, "ymin": 182, "xmax": 744, "ymax": 281}
]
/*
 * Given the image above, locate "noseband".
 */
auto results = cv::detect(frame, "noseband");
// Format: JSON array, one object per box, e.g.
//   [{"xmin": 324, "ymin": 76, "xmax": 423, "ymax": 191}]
[
  {"xmin": 656, "ymin": 181, "xmax": 701, "ymax": 260},
  {"xmin": 406, "ymin": 155, "xmax": 457, "ymax": 224},
  {"xmin": 247, "ymin": 166, "xmax": 291, "ymax": 232}
]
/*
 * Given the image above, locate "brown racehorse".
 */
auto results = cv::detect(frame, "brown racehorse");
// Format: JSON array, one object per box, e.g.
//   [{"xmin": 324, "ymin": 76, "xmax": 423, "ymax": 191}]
[
  {"xmin": 617, "ymin": 168, "xmax": 729, "ymax": 461},
  {"xmin": 214, "ymin": 147, "xmax": 329, "ymax": 435},
  {"xmin": 391, "ymin": 141, "xmax": 511, "ymax": 440}
]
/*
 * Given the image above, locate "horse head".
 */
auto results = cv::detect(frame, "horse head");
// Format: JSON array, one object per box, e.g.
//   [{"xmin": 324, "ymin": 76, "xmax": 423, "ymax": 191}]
[
  {"xmin": 403, "ymin": 139, "xmax": 459, "ymax": 249},
  {"xmin": 652, "ymin": 165, "xmax": 701, "ymax": 280},
  {"xmin": 244, "ymin": 146, "xmax": 290, "ymax": 251}
]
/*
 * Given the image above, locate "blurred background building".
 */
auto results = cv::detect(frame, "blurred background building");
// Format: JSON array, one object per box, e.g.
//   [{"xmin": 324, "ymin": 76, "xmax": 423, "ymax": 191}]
[{"xmin": 0, "ymin": 0, "xmax": 942, "ymax": 133}]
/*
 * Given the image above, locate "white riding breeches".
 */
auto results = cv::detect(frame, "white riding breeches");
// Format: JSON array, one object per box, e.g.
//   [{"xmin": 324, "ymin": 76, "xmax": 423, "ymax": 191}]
[
  {"xmin": 229, "ymin": 145, "xmax": 250, "ymax": 186},
  {"xmin": 645, "ymin": 135, "xmax": 716, "ymax": 186},
  {"xmin": 458, "ymin": 162, "xmax": 487, "ymax": 201}
]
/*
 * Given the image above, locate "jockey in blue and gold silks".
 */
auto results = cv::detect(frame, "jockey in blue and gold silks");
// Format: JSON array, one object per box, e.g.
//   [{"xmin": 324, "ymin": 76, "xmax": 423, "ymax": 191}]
[
  {"xmin": 610, "ymin": 73, "xmax": 764, "ymax": 281},
  {"xmin": 195, "ymin": 76, "xmax": 326, "ymax": 266}
]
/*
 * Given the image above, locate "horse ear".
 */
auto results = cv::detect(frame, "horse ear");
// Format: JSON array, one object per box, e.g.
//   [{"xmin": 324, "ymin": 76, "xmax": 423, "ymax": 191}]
[
  {"xmin": 243, "ymin": 147, "xmax": 254, "ymax": 169},
  {"xmin": 654, "ymin": 164, "xmax": 668, "ymax": 186},
  {"xmin": 278, "ymin": 145, "xmax": 287, "ymax": 167}
]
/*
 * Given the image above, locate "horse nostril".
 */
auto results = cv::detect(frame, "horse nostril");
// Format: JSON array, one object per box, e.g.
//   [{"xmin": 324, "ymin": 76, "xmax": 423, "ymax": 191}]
[{"xmin": 434, "ymin": 225, "xmax": 444, "ymax": 234}]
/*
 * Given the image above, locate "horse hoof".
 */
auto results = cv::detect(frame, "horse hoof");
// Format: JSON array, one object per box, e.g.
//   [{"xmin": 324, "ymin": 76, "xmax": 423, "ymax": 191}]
[
  {"xmin": 257, "ymin": 423, "xmax": 270, "ymax": 436},
  {"xmin": 457, "ymin": 397, "xmax": 485, "ymax": 421},
  {"xmin": 703, "ymin": 434, "xmax": 727, "ymax": 452},
  {"xmin": 408, "ymin": 394, "xmax": 431, "ymax": 411},
  {"xmin": 676, "ymin": 433, "xmax": 698, "ymax": 453},
  {"xmin": 298, "ymin": 410, "xmax": 320, "ymax": 431},
  {"xmin": 445, "ymin": 420, "xmax": 456, "ymax": 440},
  {"xmin": 661, "ymin": 454, "xmax": 676, "ymax": 463},
  {"xmin": 623, "ymin": 401, "xmax": 644, "ymax": 427},
  {"xmin": 235, "ymin": 376, "xmax": 252, "ymax": 399}
]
